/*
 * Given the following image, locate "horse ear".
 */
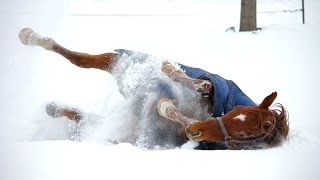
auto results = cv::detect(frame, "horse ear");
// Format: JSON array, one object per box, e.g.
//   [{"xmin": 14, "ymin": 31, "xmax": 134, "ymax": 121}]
[{"xmin": 258, "ymin": 92, "xmax": 277, "ymax": 109}]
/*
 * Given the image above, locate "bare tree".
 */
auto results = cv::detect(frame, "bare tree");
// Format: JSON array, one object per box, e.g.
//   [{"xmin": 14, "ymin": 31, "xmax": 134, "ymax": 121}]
[{"xmin": 240, "ymin": 0, "xmax": 257, "ymax": 31}]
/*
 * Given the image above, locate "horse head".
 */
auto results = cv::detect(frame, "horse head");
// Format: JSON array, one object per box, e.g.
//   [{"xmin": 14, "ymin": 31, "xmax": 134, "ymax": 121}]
[{"xmin": 185, "ymin": 92, "xmax": 289, "ymax": 149}]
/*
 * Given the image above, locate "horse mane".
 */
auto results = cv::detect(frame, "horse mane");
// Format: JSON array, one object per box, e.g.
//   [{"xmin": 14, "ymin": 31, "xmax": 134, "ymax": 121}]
[{"xmin": 264, "ymin": 103, "xmax": 289, "ymax": 148}]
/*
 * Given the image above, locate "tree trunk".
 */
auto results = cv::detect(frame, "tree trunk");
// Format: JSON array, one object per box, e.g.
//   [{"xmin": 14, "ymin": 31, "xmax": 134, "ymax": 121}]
[{"xmin": 240, "ymin": 0, "xmax": 257, "ymax": 31}]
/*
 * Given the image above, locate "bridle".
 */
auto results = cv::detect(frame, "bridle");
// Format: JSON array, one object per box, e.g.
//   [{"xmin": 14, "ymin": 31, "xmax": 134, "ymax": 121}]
[{"xmin": 215, "ymin": 113, "xmax": 277, "ymax": 149}]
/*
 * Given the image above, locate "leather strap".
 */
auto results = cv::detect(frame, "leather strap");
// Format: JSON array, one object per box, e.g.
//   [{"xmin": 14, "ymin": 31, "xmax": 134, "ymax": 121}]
[{"xmin": 216, "ymin": 117, "xmax": 231, "ymax": 142}]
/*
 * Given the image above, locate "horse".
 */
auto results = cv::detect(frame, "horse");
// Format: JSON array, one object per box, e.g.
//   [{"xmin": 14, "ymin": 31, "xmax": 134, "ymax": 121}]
[{"xmin": 19, "ymin": 28, "xmax": 289, "ymax": 150}]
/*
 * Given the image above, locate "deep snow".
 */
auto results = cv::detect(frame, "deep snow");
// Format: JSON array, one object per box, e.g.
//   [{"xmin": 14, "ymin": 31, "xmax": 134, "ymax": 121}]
[{"xmin": 1, "ymin": 0, "xmax": 320, "ymax": 180}]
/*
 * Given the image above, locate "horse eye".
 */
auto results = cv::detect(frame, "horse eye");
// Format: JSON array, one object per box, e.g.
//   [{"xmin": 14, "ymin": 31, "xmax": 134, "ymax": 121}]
[
  {"xmin": 237, "ymin": 131, "xmax": 246, "ymax": 137},
  {"xmin": 263, "ymin": 121, "xmax": 273, "ymax": 132}
]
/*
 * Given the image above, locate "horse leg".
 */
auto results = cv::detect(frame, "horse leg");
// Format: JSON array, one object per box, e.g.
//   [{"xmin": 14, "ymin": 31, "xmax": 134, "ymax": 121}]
[
  {"xmin": 157, "ymin": 96, "xmax": 199, "ymax": 127},
  {"xmin": 161, "ymin": 63, "xmax": 213, "ymax": 96},
  {"xmin": 46, "ymin": 102, "xmax": 84, "ymax": 123},
  {"xmin": 19, "ymin": 28, "xmax": 120, "ymax": 72}
]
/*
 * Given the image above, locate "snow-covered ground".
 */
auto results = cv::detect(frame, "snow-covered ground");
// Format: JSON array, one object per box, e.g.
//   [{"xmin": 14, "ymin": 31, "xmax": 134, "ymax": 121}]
[{"xmin": 1, "ymin": 0, "xmax": 320, "ymax": 179}]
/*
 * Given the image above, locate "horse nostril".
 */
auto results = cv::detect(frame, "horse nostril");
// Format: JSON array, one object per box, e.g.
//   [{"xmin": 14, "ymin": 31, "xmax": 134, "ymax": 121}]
[
  {"xmin": 185, "ymin": 123, "xmax": 202, "ymax": 139},
  {"xmin": 189, "ymin": 131, "xmax": 202, "ymax": 138}
]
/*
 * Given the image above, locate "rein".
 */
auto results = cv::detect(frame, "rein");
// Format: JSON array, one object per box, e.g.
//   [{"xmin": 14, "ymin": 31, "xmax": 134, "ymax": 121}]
[{"xmin": 215, "ymin": 114, "xmax": 276, "ymax": 149}]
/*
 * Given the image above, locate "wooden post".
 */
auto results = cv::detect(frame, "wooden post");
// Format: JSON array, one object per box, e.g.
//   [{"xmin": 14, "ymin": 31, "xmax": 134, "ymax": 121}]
[{"xmin": 240, "ymin": 0, "xmax": 257, "ymax": 31}]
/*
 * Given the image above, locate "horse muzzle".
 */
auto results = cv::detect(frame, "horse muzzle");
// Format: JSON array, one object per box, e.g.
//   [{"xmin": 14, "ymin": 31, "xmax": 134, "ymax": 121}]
[{"xmin": 185, "ymin": 124, "xmax": 203, "ymax": 140}]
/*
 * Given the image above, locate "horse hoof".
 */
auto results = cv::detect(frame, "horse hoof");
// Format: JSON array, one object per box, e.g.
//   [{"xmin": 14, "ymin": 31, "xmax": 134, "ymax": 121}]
[
  {"xmin": 157, "ymin": 97, "xmax": 176, "ymax": 118},
  {"xmin": 46, "ymin": 102, "xmax": 62, "ymax": 118},
  {"xmin": 19, "ymin": 28, "xmax": 34, "ymax": 45}
]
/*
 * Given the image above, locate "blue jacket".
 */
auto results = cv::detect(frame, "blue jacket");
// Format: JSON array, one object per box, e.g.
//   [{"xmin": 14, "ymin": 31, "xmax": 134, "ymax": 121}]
[
  {"xmin": 179, "ymin": 64, "xmax": 256, "ymax": 117},
  {"xmin": 114, "ymin": 49, "xmax": 256, "ymax": 116}
]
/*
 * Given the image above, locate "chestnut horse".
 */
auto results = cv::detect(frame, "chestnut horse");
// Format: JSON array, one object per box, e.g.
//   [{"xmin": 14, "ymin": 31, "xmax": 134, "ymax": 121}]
[{"xmin": 19, "ymin": 28, "xmax": 289, "ymax": 150}]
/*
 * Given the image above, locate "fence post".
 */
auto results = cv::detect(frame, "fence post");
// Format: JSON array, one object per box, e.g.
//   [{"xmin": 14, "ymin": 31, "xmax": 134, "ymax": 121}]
[
  {"xmin": 240, "ymin": 0, "xmax": 257, "ymax": 31},
  {"xmin": 302, "ymin": 0, "xmax": 305, "ymax": 24}
]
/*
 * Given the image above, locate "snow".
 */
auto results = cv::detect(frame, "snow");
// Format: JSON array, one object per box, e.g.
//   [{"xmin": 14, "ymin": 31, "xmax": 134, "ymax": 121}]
[{"xmin": 1, "ymin": 0, "xmax": 320, "ymax": 180}]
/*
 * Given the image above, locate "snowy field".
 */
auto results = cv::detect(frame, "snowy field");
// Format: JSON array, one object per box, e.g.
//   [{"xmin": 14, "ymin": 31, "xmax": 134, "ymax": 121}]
[{"xmin": 1, "ymin": 0, "xmax": 320, "ymax": 180}]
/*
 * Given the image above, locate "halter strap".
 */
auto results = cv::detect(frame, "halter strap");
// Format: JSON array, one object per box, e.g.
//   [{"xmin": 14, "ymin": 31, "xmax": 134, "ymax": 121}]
[
  {"xmin": 216, "ymin": 117, "xmax": 238, "ymax": 149},
  {"xmin": 216, "ymin": 117, "xmax": 231, "ymax": 141}
]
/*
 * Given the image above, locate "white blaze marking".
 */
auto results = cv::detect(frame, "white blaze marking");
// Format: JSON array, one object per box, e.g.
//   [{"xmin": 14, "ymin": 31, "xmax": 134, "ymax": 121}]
[{"xmin": 233, "ymin": 114, "xmax": 246, "ymax": 122}]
